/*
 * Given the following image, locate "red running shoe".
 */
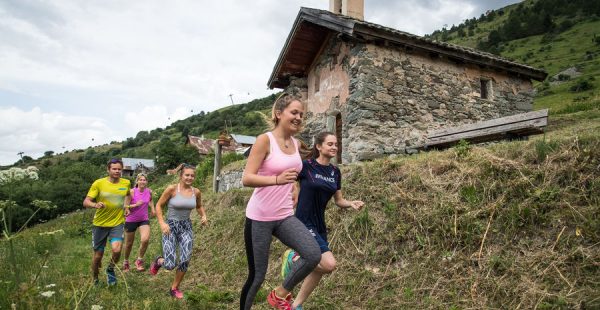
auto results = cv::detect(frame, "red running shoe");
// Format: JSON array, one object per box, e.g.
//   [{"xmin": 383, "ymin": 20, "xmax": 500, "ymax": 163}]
[
  {"xmin": 122, "ymin": 260, "xmax": 130, "ymax": 272},
  {"xmin": 149, "ymin": 256, "xmax": 162, "ymax": 275},
  {"xmin": 170, "ymin": 288, "xmax": 184, "ymax": 299},
  {"xmin": 267, "ymin": 289, "xmax": 293, "ymax": 310},
  {"xmin": 135, "ymin": 258, "xmax": 145, "ymax": 272}
]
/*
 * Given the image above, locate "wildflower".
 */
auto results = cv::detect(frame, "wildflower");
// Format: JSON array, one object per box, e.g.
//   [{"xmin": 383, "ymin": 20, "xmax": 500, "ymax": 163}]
[
  {"xmin": 40, "ymin": 291, "xmax": 55, "ymax": 298},
  {"xmin": 91, "ymin": 305, "xmax": 103, "ymax": 310},
  {"xmin": 45, "ymin": 284, "xmax": 56, "ymax": 288}
]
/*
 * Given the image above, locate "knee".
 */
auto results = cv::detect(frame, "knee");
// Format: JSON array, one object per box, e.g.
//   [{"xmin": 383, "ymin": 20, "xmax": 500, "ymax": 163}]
[
  {"xmin": 140, "ymin": 239, "xmax": 149, "ymax": 246},
  {"xmin": 305, "ymin": 249, "xmax": 321, "ymax": 268},
  {"xmin": 162, "ymin": 259, "xmax": 176, "ymax": 270},
  {"xmin": 319, "ymin": 258, "xmax": 336, "ymax": 274},
  {"xmin": 178, "ymin": 261, "xmax": 189, "ymax": 272}
]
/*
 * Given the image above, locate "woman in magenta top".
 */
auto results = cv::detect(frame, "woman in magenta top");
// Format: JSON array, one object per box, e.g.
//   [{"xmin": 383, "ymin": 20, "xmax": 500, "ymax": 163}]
[
  {"xmin": 240, "ymin": 93, "xmax": 321, "ymax": 310},
  {"xmin": 123, "ymin": 173, "xmax": 155, "ymax": 272}
]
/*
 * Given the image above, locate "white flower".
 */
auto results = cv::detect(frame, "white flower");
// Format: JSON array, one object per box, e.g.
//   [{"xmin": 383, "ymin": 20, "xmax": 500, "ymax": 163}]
[
  {"xmin": 40, "ymin": 291, "xmax": 55, "ymax": 297},
  {"xmin": 45, "ymin": 284, "xmax": 56, "ymax": 288},
  {"xmin": 91, "ymin": 305, "xmax": 103, "ymax": 310}
]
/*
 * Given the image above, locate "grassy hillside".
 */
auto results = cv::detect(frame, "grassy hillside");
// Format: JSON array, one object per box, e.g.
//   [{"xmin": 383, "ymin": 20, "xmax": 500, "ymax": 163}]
[{"xmin": 2, "ymin": 108, "xmax": 598, "ymax": 309}]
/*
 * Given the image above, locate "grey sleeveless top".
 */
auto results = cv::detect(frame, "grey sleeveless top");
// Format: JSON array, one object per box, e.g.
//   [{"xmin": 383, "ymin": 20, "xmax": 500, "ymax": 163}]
[{"xmin": 167, "ymin": 184, "xmax": 196, "ymax": 221}]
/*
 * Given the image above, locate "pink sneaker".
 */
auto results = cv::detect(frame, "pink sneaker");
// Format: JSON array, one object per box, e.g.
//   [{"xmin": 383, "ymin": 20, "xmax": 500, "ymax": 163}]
[
  {"xmin": 170, "ymin": 288, "xmax": 184, "ymax": 299},
  {"xmin": 149, "ymin": 256, "xmax": 161, "ymax": 275},
  {"xmin": 267, "ymin": 290, "xmax": 293, "ymax": 310},
  {"xmin": 135, "ymin": 258, "xmax": 145, "ymax": 272},
  {"xmin": 123, "ymin": 260, "xmax": 130, "ymax": 272}
]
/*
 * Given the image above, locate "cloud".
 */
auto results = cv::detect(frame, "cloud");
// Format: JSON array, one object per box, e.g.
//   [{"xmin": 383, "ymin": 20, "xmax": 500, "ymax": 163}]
[
  {"xmin": 123, "ymin": 105, "xmax": 193, "ymax": 133},
  {"xmin": 0, "ymin": 0, "xmax": 521, "ymax": 166},
  {"xmin": 0, "ymin": 106, "xmax": 122, "ymax": 165}
]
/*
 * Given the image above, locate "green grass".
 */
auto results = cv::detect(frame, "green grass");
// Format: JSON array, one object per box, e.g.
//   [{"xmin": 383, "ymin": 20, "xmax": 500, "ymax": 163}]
[{"xmin": 2, "ymin": 107, "xmax": 599, "ymax": 309}]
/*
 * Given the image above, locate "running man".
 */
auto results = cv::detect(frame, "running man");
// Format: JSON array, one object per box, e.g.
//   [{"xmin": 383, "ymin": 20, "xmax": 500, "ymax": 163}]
[{"xmin": 83, "ymin": 158, "xmax": 132, "ymax": 286}]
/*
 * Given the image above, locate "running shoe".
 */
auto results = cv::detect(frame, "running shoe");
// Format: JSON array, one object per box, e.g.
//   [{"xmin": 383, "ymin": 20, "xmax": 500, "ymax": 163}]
[
  {"xmin": 267, "ymin": 290, "xmax": 292, "ymax": 310},
  {"xmin": 280, "ymin": 249, "xmax": 298, "ymax": 279},
  {"xmin": 149, "ymin": 256, "xmax": 162, "ymax": 275},
  {"xmin": 106, "ymin": 267, "xmax": 117, "ymax": 286},
  {"xmin": 123, "ymin": 260, "xmax": 130, "ymax": 272},
  {"xmin": 294, "ymin": 305, "xmax": 303, "ymax": 310},
  {"xmin": 135, "ymin": 258, "xmax": 145, "ymax": 271},
  {"xmin": 170, "ymin": 288, "xmax": 184, "ymax": 299}
]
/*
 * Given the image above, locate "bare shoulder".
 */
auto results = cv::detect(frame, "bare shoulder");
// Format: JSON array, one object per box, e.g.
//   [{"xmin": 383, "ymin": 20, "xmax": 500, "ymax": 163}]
[{"xmin": 255, "ymin": 133, "xmax": 270, "ymax": 145}]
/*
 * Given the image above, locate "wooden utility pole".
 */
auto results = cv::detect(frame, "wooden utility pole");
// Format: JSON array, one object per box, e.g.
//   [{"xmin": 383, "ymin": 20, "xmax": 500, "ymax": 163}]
[{"xmin": 212, "ymin": 140, "xmax": 222, "ymax": 192}]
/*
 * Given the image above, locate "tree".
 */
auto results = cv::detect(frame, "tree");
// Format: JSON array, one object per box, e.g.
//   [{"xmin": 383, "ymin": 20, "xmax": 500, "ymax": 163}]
[{"xmin": 43, "ymin": 151, "xmax": 54, "ymax": 157}]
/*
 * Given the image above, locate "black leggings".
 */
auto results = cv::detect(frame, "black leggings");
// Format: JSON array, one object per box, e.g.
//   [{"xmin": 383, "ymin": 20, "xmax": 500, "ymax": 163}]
[{"xmin": 240, "ymin": 216, "xmax": 320, "ymax": 310}]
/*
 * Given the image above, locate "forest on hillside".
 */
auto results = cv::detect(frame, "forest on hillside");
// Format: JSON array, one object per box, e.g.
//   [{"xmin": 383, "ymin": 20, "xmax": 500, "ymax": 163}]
[{"xmin": 428, "ymin": 0, "xmax": 600, "ymax": 54}]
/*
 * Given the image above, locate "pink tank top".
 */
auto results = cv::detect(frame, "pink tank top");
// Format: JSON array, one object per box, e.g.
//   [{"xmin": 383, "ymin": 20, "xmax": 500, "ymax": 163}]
[
  {"xmin": 126, "ymin": 187, "xmax": 151, "ymax": 222},
  {"xmin": 246, "ymin": 132, "xmax": 302, "ymax": 221}
]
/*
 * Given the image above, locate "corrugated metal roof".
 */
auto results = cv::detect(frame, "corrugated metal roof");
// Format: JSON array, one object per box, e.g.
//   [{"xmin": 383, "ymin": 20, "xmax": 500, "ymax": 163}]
[{"xmin": 230, "ymin": 134, "xmax": 256, "ymax": 145}]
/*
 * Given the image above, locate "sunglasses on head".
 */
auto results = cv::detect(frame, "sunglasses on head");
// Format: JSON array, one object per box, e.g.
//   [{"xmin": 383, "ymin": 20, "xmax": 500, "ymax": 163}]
[{"xmin": 108, "ymin": 158, "xmax": 123, "ymax": 165}]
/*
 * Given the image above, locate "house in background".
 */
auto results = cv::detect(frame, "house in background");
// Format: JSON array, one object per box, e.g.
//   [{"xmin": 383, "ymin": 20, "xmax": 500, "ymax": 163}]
[
  {"xmin": 268, "ymin": 0, "xmax": 547, "ymax": 163},
  {"xmin": 185, "ymin": 135, "xmax": 241, "ymax": 156},
  {"xmin": 230, "ymin": 134, "xmax": 257, "ymax": 155},
  {"xmin": 122, "ymin": 158, "xmax": 155, "ymax": 177}
]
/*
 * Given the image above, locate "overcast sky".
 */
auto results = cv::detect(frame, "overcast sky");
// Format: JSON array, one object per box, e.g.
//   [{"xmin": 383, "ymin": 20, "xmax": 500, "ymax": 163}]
[{"xmin": 0, "ymin": 0, "xmax": 521, "ymax": 165}]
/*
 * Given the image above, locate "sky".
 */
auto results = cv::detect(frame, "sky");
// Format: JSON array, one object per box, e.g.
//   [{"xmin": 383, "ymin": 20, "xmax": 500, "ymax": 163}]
[{"xmin": 0, "ymin": 0, "xmax": 521, "ymax": 166}]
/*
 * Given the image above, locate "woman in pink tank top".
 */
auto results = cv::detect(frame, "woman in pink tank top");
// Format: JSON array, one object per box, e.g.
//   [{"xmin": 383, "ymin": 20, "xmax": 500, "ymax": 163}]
[
  {"xmin": 122, "ymin": 173, "xmax": 155, "ymax": 272},
  {"xmin": 240, "ymin": 93, "xmax": 321, "ymax": 310}
]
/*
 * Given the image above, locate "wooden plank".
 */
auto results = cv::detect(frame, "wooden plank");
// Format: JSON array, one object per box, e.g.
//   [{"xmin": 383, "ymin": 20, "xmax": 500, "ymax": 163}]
[
  {"xmin": 426, "ymin": 118, "xmax": 547, "ymax": 147},
  {"xmin": 429, "ymin": 109, "xmax": 548, "ymax": 138}
]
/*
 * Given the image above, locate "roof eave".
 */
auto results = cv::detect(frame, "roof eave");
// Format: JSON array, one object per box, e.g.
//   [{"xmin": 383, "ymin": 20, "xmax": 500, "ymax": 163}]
[{"xmin": 268, "ymin": 8, "xmax": 356, "ymax": 89}]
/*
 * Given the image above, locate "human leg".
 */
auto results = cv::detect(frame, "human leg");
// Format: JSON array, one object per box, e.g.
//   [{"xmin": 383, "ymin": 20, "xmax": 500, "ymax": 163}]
[
  {"xmin": 161, "ymin": 219, "xmax": 179, "ymax": 270},
  {"xmin": 123, "ymin": 222, "xmax": 137, "ymax": 263},
  {"xmin": 135, "ymin": 223, "xmax": 150, "ymax": 271},
  {"xmin": 240, "ymin": 218, "xmax": 275, "ymax": 310},
  {"xmin": 293, "ymin": 252, "xmax": 336, "ymax": 307},
  {"xmin": 137, "ymin": 222, "xmax": 150, "ymax": 259},
  {"xmin": 171, "ymin": 220, "xmax": 193, "ymax": 291},
  {"xmin": 91, "ymin": 226, "xmax": 110, "ymax": 282},
  {"xmin": 274, "ymin": 217, "xmax": 320, "ymax": 294}
]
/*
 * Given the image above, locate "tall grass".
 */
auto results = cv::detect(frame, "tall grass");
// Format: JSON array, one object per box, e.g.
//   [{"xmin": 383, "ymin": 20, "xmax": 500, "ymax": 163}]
[{"xmin": 1, "ymin": 113, "xmax": 599, "ymax": 309}]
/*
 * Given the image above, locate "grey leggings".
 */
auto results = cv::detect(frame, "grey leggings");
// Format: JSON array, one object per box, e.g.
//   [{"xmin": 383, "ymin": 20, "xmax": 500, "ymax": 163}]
[
  {"xmin": 161, "ymin": 219, "xmax": 193, "ymax": 272},
  {"xmin": 240, "ymin": 216, "xmax": 320, "ymax": 310}
]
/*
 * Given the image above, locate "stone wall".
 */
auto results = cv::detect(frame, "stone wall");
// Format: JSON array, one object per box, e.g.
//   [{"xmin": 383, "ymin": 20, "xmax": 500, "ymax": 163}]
[
  {"xmin": 217, "ymin": 169, "xmax": 244, "ymax": 193},
  {"xmin": 293, "ymin": 37, "xmax": 536, "ymax": 163}
]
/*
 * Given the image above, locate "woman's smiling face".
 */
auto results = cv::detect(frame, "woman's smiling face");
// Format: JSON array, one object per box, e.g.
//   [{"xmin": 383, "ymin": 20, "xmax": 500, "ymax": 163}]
[{"xmin": 276, "ymin": 100, "xmax": 304, "ymax": 133}]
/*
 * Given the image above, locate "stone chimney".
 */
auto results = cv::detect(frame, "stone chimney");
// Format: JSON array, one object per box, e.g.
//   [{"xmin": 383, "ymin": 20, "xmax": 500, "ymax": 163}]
[{"xmin": 329, "ymin": 0, "xmax": 364, "ymax": 21}]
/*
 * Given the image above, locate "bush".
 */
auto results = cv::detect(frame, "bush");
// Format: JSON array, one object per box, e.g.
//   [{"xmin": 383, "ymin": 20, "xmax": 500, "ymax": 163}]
[{"xmin": 569, "ymin": 79, "xmax": 595, "ymax": 92}]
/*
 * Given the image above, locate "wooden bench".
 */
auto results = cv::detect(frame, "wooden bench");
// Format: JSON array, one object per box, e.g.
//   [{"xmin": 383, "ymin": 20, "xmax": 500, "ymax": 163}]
[{"xmin": 420, "ymin": 109, "xmax": 548, "ymax": 150}]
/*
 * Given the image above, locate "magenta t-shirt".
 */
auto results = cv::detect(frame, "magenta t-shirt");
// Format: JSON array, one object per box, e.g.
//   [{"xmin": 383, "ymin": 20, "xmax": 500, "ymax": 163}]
[
  {"xmin": 126, "ymin": 187, "xmax": 152, "ymax": 222},
  {"xmin": 246, "ymin": 132, "xmax": 302, "ymax": 221}
]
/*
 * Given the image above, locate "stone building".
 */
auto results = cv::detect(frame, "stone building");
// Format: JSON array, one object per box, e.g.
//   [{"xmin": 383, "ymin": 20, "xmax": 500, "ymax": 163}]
[{"xmin": 268, "ymin": 0, "xmax": 547, "ymax": 163}]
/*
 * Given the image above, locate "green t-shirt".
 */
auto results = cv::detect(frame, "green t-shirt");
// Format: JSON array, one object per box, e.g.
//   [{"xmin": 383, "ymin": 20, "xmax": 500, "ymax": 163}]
[{"xmin": 86, "ymin": 177, "xmax": 131, "ymax": 227}]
